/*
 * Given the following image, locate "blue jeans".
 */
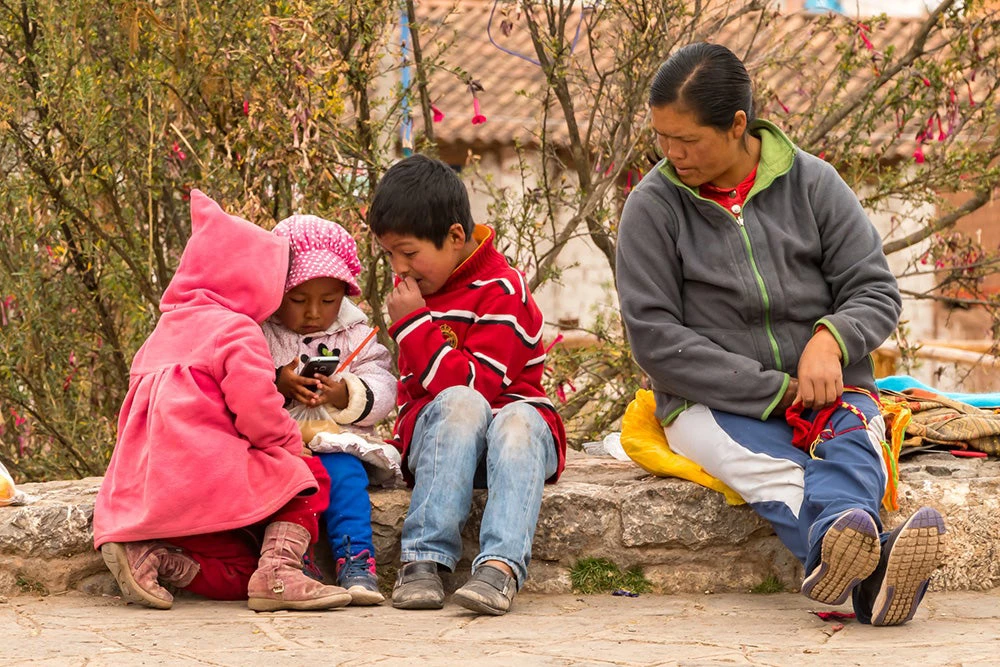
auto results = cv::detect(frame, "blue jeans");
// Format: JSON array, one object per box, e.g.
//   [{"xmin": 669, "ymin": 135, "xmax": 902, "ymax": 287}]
[{"xmin": 400, "ymin": 386, "xmax": 558, "ymax": 588}]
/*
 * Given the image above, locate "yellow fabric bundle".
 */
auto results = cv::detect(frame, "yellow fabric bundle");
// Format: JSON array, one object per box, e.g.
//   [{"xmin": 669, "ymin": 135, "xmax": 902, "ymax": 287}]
[{"xmin": 619, "ymin": 389, "xmax": 744, "ymax": 505}]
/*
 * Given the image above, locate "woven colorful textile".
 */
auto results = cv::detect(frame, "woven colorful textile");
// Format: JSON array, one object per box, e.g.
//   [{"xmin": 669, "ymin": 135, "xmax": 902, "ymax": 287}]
[{"xmin": 879, "ymin": 388, "xmax": 1000, "ymax": 456}]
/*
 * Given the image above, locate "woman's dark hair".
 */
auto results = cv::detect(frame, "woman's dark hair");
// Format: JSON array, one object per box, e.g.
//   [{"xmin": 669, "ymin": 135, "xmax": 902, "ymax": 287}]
[
  {"xmin": 368, "ymin": 154, "xmax": 473, "ymax": 248},
  {"xmin": 648, "ymin": 42, "xmax": 755, "ymax": 131}
]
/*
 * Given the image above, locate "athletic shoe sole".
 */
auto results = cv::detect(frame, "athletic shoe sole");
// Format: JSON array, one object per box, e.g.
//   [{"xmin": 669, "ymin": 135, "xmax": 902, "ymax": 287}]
[
  {"xmin": 801, "ymin": 508, "xmax": 881, "ymax": 605},
  {"xmin": 872, "ymin": 506, "xmax": 946, "ymax": 626}
]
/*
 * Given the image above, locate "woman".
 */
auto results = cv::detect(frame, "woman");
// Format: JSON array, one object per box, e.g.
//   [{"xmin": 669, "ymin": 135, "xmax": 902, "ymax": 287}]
[{"xmin": 615, "ymin": 42, "xmax": 945, "ymax": 626}]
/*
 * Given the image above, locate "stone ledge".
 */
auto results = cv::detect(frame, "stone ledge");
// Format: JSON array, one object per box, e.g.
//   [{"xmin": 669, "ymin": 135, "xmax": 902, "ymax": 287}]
[{"xmin": 1, "ymin": 451, "xmax": 998, "ymax": 597}]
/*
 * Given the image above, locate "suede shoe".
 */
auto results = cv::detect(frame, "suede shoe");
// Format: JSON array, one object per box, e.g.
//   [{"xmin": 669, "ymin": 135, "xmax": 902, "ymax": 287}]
[
  {"xmin": 870, "ymin": 506, "xmax": 946, "ymax": 626},
  {"xmin": 801, "ymin": 508, "xmax": 880, "ymax": 605},
  {"xmin": 452, "ymin": 564, "xmax": 516, "ymax": 616},
  {"xmin": 392, "ymin": 561, "xmax": 445, "ymax": 610},
  {"xmin": 100, "ymin": 541, "xmax": 198, "ymax": 610}
]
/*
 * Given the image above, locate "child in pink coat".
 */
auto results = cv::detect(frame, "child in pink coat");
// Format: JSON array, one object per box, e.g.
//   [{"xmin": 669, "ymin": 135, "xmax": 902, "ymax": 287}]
[
  {"xmin": 261, "ymin": 215, "xmax": 397, "ymax": 605},
  {"xmin": 93, "ymin": 191, "xmax": 351, "ymax": 612}
]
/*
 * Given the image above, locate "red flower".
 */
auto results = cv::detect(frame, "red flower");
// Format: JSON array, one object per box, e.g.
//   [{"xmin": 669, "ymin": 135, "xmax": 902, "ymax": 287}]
[
  {"xmin": 471, "ymin": 97, "xmax": 487, "ymax": 125},
  {"xmin": 432, "ymin": 105, "xmax": 444, "ymax": 123}
]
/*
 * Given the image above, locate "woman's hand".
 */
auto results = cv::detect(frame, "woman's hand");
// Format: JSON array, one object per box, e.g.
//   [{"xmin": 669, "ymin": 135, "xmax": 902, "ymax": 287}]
[
  {"xmin": 387, "ymin": 276, "xmax": 426, "ymax": 322},
  {"xmin": 796, "ymin": 328, "xmax": 843, "ymax": 409},
  {"xmin": 277, "ymin": 360, "xmax": 323, "ymax": 405}
]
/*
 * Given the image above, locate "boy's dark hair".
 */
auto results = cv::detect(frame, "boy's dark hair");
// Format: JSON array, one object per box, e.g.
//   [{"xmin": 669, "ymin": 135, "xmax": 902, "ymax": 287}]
[
  {"xmin": 649, "ymin": 42, "xmax": 755, "ymax": 132},
  {"xmin": 368, "ymin": 154, "xmax": 474, "ymax": 247}
]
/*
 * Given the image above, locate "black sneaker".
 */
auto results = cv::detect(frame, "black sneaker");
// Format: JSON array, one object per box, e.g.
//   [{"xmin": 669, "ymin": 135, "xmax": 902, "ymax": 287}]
[
  {"xmin": 870, "ymin": 506, "xmax": 946, "ymax": 626},
  {"xmin": 336, "ymin": 550, "xmax": 384, "ymax": 606}
]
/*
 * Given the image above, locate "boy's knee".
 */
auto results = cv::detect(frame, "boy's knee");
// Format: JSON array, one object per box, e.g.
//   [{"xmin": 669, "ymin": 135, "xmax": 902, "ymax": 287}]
[
  {"xmin": 490, "ymin": 403, "xmax": 549, "ymax": 455},
  {"xmin": 433, "ymin": 386, "xmax": 492, "ymax": 423}
]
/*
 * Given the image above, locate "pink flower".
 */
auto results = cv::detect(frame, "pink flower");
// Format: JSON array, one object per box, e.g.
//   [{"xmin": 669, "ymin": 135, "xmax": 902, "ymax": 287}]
[
  {"xmin": 432, "ymin": 105, "xmax": 444, "ymax": 123},
  {"xmin": 913, "ymin": 145, "xmax": 925, "ymax": 163},
  {"xmin": 857, "ymin": 28, "xmax": 874, "ymax": 51},
  {"xmin": 171, "ymin": 141, "xmax": 187, "ymax": 161},
  {"xmin": 471, "ymin": 97, "xmax": 487, "ymax": 125},
  {"xmin": 243, "ymin": 99, "xmax": 250, "ymax": 116},
  {"xmin": 543, "ymin": 333, "xmax": 564, "ymax": 354}
]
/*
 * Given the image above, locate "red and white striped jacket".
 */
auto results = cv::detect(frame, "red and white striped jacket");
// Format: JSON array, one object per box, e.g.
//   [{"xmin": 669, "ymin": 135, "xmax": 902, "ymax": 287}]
[{"xmin": 388, "ymin": 225, "xmax": 567, "ymax": 483}]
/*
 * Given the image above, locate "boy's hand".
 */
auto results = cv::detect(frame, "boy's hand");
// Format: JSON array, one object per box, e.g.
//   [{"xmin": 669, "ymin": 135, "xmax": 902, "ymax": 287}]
[
  {"xmin": 796, "ymin": 328, "xmax": 843, "ymax": 409},
  {"xmin": 310, "ymin": 375, "xmax": 350, "ymax": 410},
  {"xmin": 387, "ymin": 276, "xmax": 426, "ymax": 322},
  {"xmin": 277, "ymin": 360, "xmax": 323, "ymax": 405}
]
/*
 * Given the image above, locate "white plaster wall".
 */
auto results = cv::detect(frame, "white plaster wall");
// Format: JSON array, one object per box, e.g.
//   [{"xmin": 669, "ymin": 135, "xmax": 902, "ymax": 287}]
[{"xmin": 463, "ymin": 151, "xmax": 619, "ymax": 330}]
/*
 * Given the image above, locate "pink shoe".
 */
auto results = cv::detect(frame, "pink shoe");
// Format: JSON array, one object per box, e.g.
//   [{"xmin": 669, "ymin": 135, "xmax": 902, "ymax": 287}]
[
  {"xmin": 101, "ymin": 541, "xmax": 200, "ymax": 610},
  {"xmin": 247, "ymin": 522, "xmax": 352, "ymax": 612}
]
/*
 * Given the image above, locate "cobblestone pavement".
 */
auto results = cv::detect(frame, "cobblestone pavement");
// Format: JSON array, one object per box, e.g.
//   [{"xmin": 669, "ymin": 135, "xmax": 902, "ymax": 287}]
[{"xmin": 3, "ymin": 589, "xmax": 999, "ymax": 666}]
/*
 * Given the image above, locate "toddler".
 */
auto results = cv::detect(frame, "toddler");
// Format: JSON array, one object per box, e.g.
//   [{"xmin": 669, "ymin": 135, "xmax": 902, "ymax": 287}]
[{"xmin": 262, "ymin": 215, "xmax": 397, "ymax": 605}]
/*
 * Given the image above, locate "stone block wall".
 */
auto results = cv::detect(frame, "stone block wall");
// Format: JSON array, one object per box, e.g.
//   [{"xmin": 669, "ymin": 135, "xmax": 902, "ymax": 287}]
[{"xmin": 1, "ymin": 451, "xmax": 998, "ymax": 598}]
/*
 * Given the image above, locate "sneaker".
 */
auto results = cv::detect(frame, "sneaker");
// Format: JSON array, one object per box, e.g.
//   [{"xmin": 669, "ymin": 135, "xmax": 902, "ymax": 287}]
[
  {"xmin": 391, "ymin": 560, "xmax": 445, "ymax": 610},
  {"xmin": 870, "ymin": 506, "xmax": 946, "ymax": 626},
  {"xmin": 336, "ymin": 550, "xmax": 384, "ymax": 606},
  {"xmin": 801, "ymin": 508, "xmax": 880, "ymax": 605},
  {"xmin": 452, "ymin": 564, "xmax": 516, "ymax": 616}
]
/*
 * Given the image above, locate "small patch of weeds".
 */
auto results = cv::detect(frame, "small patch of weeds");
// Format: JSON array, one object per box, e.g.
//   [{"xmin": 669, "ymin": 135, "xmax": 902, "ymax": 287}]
[
  {"xmin": 570, "ymin": 557, "xmax": 652, "ymax": 595},
  {"xmin": 15, "ymin": 576, "xmax": 48, "ymax": 596},
  {"xmin": 749, "ymin": 574, "xmax": 785, "ymax": 594}
]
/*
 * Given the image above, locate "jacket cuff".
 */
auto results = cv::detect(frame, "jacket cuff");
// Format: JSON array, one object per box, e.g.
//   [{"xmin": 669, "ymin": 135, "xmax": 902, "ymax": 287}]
[
  {"xmin": 333, "ymin": 372, "xmax": 373, "ymax": 425},
  {"xmin": 814, "ymin": 318, "xmax": 849, "ymax": 366}
]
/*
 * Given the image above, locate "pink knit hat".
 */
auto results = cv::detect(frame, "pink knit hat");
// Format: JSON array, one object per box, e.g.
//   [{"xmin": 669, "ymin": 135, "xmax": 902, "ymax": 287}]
[{"xmin": 273, "ymin": 215, "xmax": 362, "ymax": 296}]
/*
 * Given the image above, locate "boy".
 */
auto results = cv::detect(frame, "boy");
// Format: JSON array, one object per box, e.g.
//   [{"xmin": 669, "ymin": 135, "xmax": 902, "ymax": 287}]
[{"xmin": 369, "ymin": 155, "xmax": 567, "ymax": 616}]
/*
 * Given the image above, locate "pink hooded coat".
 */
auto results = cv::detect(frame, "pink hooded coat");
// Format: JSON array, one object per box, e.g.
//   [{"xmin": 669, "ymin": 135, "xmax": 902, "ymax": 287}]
[{"xmin": 93, "ymin": 190, "xmax": 316, "ymax": 547}]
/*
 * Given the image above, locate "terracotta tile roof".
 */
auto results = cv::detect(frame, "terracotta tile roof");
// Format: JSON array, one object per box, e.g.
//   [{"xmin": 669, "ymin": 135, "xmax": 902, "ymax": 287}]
[{"xmin": 409, "ymin": 0, "xmax": 991, "ymax": 161}]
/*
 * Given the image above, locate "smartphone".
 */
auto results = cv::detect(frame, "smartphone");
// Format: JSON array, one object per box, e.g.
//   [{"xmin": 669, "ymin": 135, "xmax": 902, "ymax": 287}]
[{"xmin": 300, "ymin": 355, "xmax": 340, "ymax": 378}]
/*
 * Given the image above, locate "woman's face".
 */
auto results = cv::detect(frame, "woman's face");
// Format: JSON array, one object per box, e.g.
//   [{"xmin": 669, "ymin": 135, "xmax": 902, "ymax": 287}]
[{"xmin": 650, "ymin": 103, "xmax": 745, "ymax": 188}]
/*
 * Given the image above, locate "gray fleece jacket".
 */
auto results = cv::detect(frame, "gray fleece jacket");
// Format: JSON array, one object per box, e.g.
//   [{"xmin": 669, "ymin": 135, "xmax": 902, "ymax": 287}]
[{"xmin": 616, "ymin": 120, "xmax": 902, "ymax": 424}]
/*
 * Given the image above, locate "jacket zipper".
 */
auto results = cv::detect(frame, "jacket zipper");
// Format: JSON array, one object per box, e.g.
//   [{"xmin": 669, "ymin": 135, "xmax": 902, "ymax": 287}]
[{"xmin": 729, "ymin": 202, "xmax": 783, "ymax": 371}]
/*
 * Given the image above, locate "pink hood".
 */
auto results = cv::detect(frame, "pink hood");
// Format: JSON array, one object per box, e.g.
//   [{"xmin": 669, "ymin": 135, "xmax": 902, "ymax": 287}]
[
  {"xmin": 160, "ymin": 190, "xmax": 289, "ymax": 323},
  {"xmin": 94, "ymin": 190, "xmax": 317, "ymax": 546}
]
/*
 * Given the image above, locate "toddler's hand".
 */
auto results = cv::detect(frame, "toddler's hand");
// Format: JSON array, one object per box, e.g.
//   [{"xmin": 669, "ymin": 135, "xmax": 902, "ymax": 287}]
[
  {"xmin": 276, "ymin": 359, "xmax": 323, "ymax": 405},
  {"xmin": 310, "ymin": 375, "xmax": 350, "ymax": 410},
  {"xmin": 387, "ymin": 276, "xmax": 426, "ymax": 322}
]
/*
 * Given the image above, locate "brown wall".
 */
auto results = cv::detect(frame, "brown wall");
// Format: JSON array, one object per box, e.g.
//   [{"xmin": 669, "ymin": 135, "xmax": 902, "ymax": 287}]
[{"xmin": 933, "ymin": 189, "xmax": 1000, "ymax": 340}]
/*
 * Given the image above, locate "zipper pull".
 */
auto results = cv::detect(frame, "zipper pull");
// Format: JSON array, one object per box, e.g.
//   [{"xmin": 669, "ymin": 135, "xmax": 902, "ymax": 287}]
[{"xmin": 731, "ymin": 203, "xmax": 744, "ymax": 226}]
